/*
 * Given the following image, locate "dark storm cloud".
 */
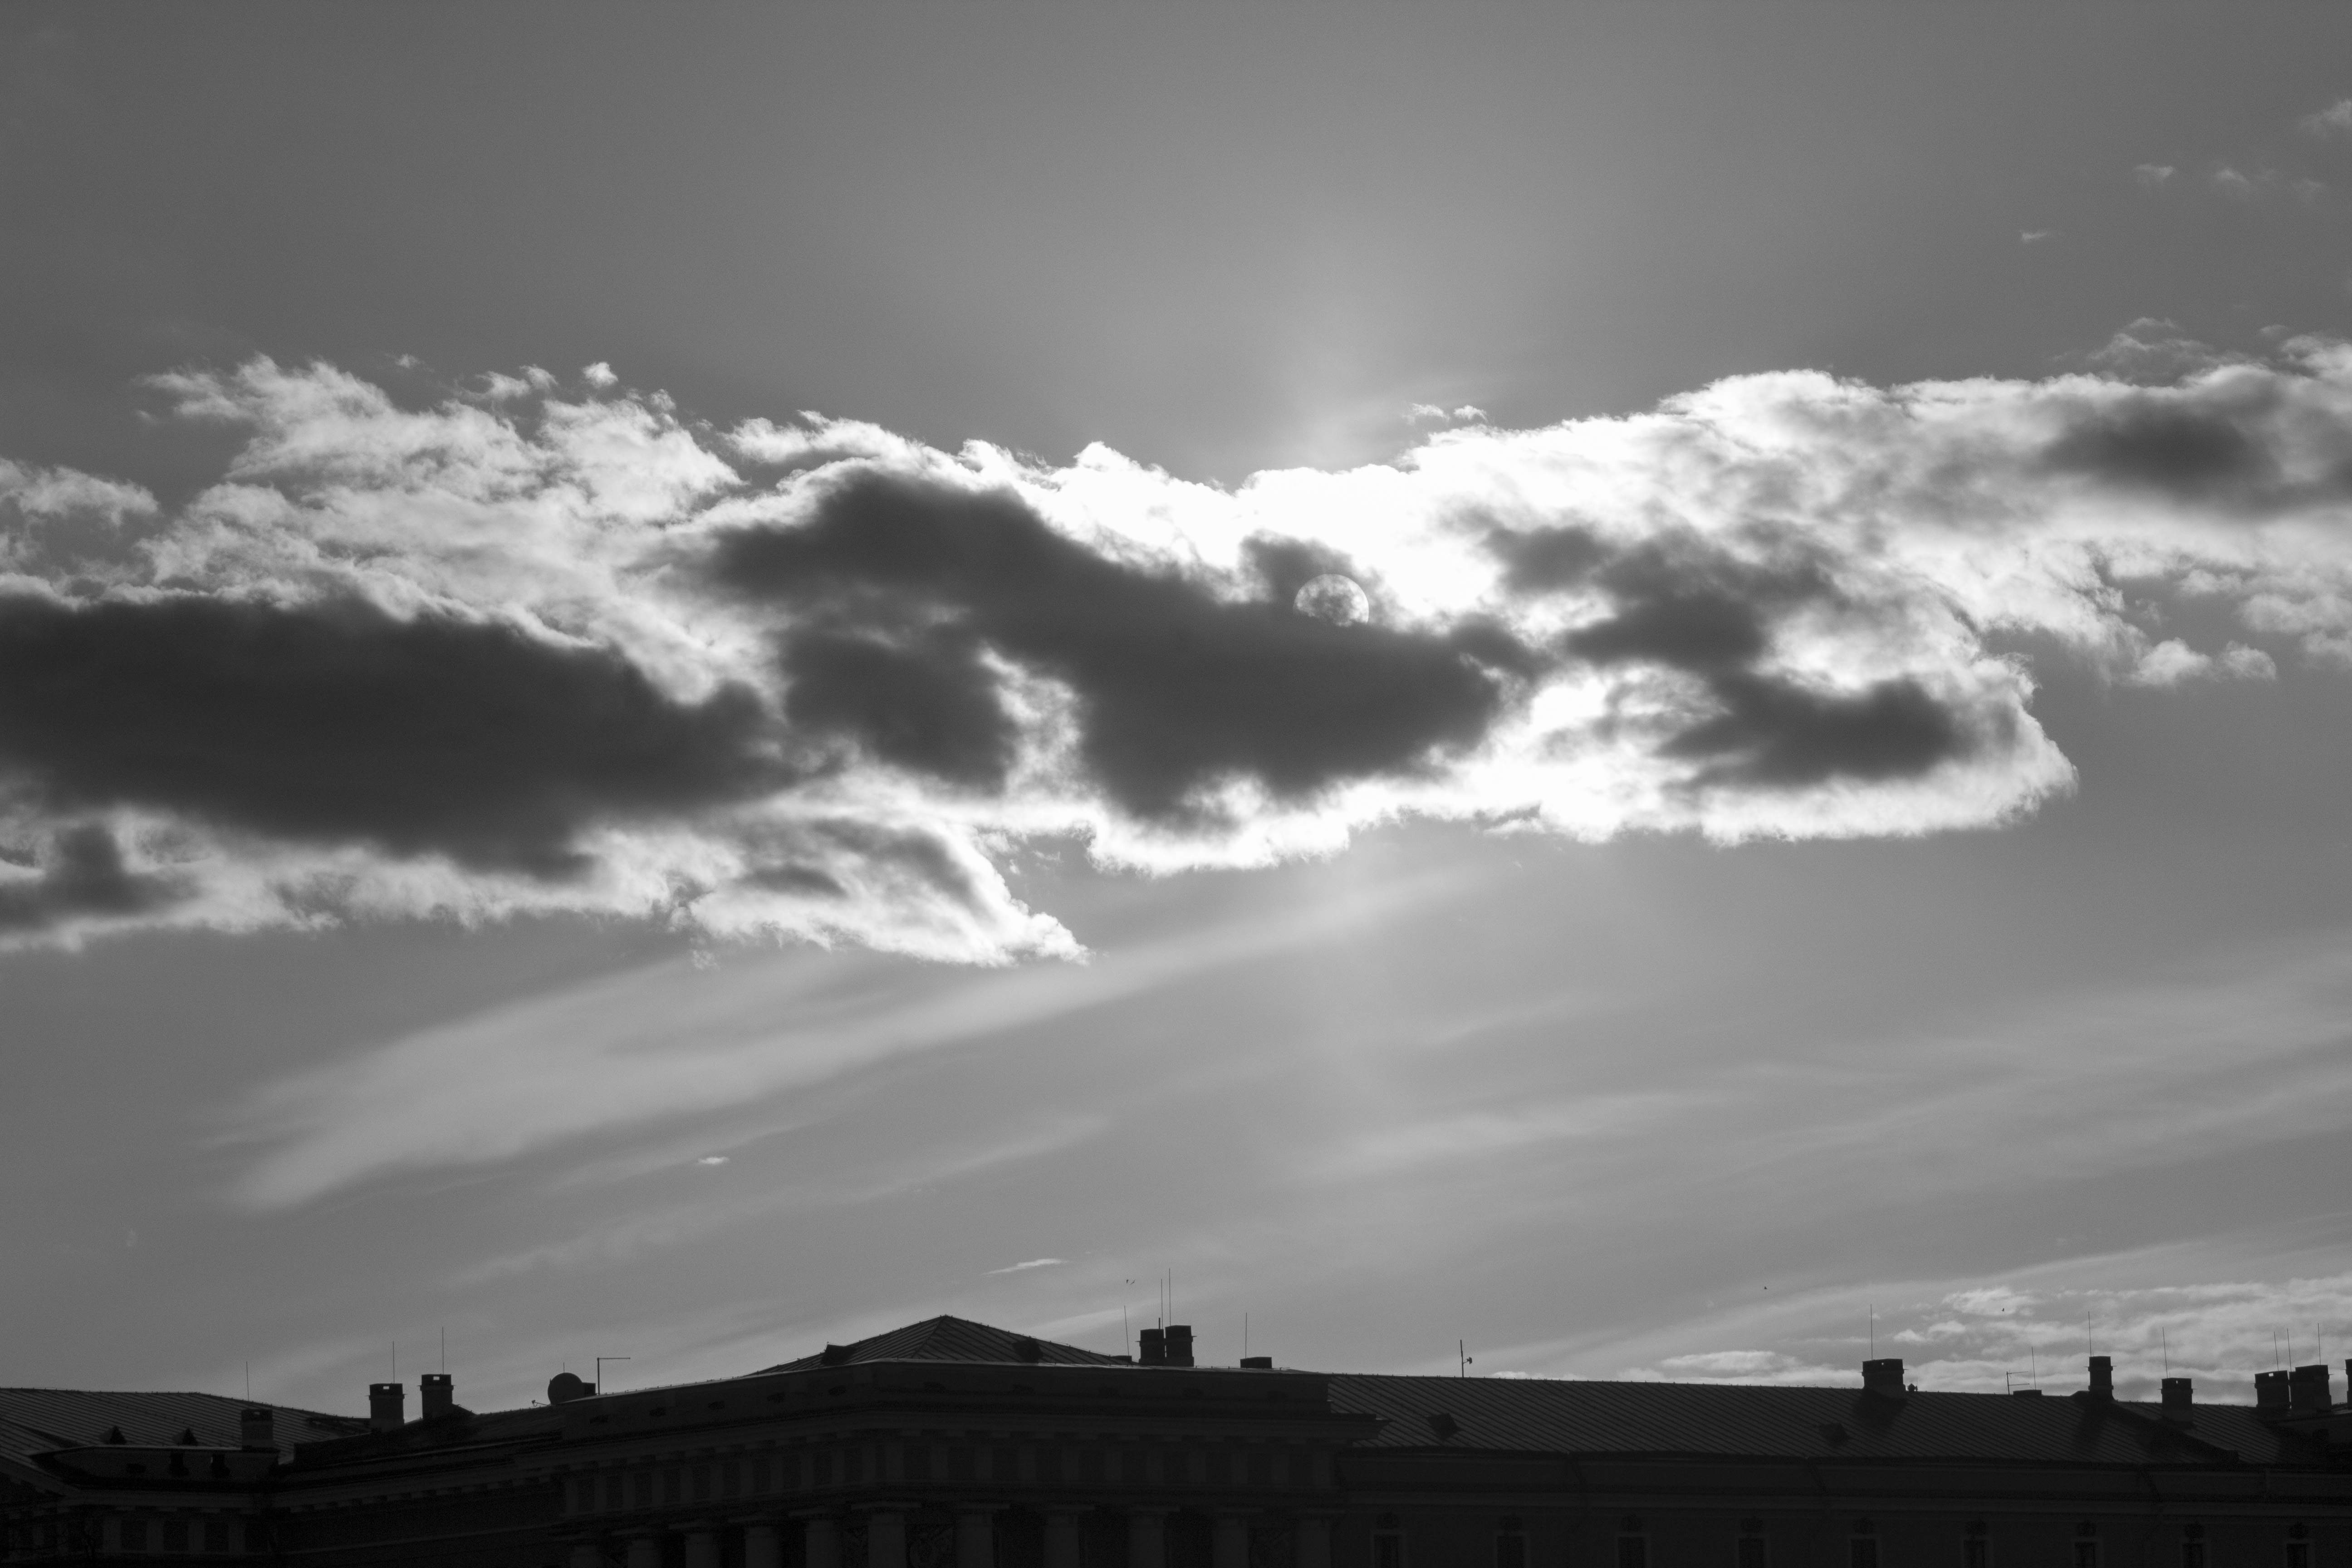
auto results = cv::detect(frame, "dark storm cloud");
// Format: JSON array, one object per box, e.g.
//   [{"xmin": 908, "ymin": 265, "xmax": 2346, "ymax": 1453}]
[
  {"xmin": 2039, "ymin": 398, "xmax": 2279, "ymax": 500},
  {"xmin": 710, "ymin": 473, "xmax": 1538, "ymax": 819},
  {"xmin": 0, "ymin": 824, "xmax": 186, "ymax": 932},
  {"xmin": 1503, "ymin": 529, "xmax": 1975, "ymax": 787},
  {"xmin": 1485, "ymin": 522, "xmax": 1608, "ymax": 593},
  {"xmin": 0, "ymin": 593, "xmax": 782, "ymax": 876},
  {"xmin": 1661, "ymin": 673, "xmax": 1971, "ymax": 789}
]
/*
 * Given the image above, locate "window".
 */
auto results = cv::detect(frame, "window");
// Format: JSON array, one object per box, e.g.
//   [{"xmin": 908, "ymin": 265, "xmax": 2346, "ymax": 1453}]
[
  {"xmin": 2285, "ymin": 1542, "xmax": 2310, "ymax": 1568},
  {"xmin": 573, "ymin": 1477, "xmax": 596, "ymax": 1511},
  {"xmin": 951, "ymin": 1446, "xmax": 974, "ymax": 1482},
  {"xmin": 2179, "ymin": 1527, "xmax": 2204, "ymax": 1568},
  {"xmin": 1851, "ymin": 1539, "xmax": 1879, "ymax": 1568},
  {"xmin": 1739, "ymin": 1535, "xmax": 1769, "ymax": 1568},
  {"xmin": 162, "ymin": 1519, "xmax": 189, "ymax": 1553},
  {"xmin": 1618, "ymin": 1535, "xmax": 1650, "ymax": 1568},
  {"xmin": 603, "ymin": 1474, "xmax": 622, "ymax": 1510},
  {"xmin": 721, "ymin": 1459, "xmax": 740, "ymax": 1497},
  {"xmin": 662, "ymin": 1469, "xmax": 681, "ymax": 1504},
  {"xmin": 2073, "ymin": 1542, "xmax": 2100, "ymax": 1568},
  {"xmin": 1374, "ymin": 1531, "xmax": 1406, "ymax": 1568},
  {"xmin": 1122, "ymin": 1448, "xmax": 1147, "ymax": 1484},
  {"xmin": 904, "ymin": 1445, "xmax": 931, "ymax": 1482},
  {"xmin": 121, "ymin": 1518, "xmax": 148, "ymax": 1551},
  {"xmin": 633, "ymin": 1472, "xmax": 653, "ymax": 1506},
  {"xmin": 1496, "ymin": 1529, "xmax": 1527, "ymax": 1568},
  {"xmin": 1965, "ymin": 1540, "xmax": 1990, "ymax": 1568},
  {"xmin": 993, "ymin": 1446, "xmax": 1018, "ymax": 1483},
  {"xmin": 203, "ymin": 1518, "xmax": 231, "ymax": 1552}
]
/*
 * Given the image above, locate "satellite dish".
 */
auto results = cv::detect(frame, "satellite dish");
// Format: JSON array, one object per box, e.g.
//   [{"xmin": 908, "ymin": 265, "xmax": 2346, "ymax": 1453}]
[{"xmin": 547, "ymin": 1372, "xmax": 593, "ymax": 1405}]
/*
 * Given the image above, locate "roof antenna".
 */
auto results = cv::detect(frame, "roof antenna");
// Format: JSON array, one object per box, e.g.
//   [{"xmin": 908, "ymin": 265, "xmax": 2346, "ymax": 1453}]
[
  {"xmin": 1869, "ymin": 1303, "xmax": 1875, "ymax": 1358},
  {"xmin": 440, "ymin": 1328, "xmax": 446, "ymax": 1374},
  {"xmin": 245, "ymin": 1362, "xmax": 251, "ymax": 1401},
  {"xmin": 1245, "ymin": 1313, "xmax": 1250, "ymax": 1361},
  {"xmin": 2161, "ymin": 1327, "xmax": 2169, "ymax": 1375}
]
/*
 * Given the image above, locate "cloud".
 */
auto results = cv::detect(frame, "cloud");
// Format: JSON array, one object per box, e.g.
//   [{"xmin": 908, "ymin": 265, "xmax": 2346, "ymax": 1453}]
[
  {"xmin": 1622, "ymin": 1269, "xmax": 2352, "ymax": 1399},
  {"xmin": 987, "ymin": 1257, "xmax": 1065, "ymax": 1274},
  {"xmin": 15, "ymin": 349, "xmax": 2352, "ymax": 956},
  {"xmin": 2301, "ymin": 98, "xmax": 2352, "ymax": 138},
  {"xmin": 2019, "ymin": 230, "xmax": 2055, "ymax": 245},
  {"xmin": 2208, "ymin": 165, "xmax": 2326, "ymax": 205},
  {"xmin": 225, "ymin": 859, "xmax": 1458, "ymax": 1206}
]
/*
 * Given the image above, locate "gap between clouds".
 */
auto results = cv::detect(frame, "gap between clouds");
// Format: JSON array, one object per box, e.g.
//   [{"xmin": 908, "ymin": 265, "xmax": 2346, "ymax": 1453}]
[{"xmin": 12, "ymin": 346, "xmax": 2352, "ymax": 957}]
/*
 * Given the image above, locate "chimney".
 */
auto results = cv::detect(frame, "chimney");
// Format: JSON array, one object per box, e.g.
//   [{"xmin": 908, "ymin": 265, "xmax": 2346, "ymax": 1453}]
[
  {"xmin": 1138, "ymin": 1328, "xmax": 1166, "ymax": 1367},
  {"xmin": 2254, "ymin": 1369, "xmax": 2291, "ymax": 1413},
  {"xmin": 1861, "ymin": 1357, "xmax": 1906, "ymax": 1398},
  {"xmin": 2289, "ymin": 1364, "xmax": 2333, "ymax": 1414},
  {"xmin": 2160, "ymin": 1377, "xmax": 2194, "ymax": 1423},
  {"xmin": 1165, "ymin": 1324, "xmax": 1196, "ymax": 1367},
  {"xmin": 420, "ymin": 1372, "xmax": 455, "ymax": 1421},
  {"xmin": 2087, "ymin": 1356, "xmax": 2113, "ymax": 1401},
  {"xmin": 239, "ymin": 1408, "xmax": 275, "ymax": 1450},
  {"xmin": 368, "ymin": 1381, "xmax": 405, "ymax": 1432}
]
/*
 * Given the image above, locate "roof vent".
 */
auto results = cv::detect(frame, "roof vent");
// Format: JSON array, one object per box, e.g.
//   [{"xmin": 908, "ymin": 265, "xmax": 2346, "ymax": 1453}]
[
  {"xmin": 546, "ymin": 1372, "xmax": 593, "ymax": 1406},
  {"xmin": 819, "ymin": 1343, "xmax": 853, "ymax": 1366},
  {"xmin": 1138, "ymin": 1328, "xmax": 1166, "ymax": 1366},
  {"xmin": 1861, "ymin": 1358, "xmax": 1905, "ymax": 1398},
  {"xmin": 420, "ymin": 1372, "xmax": 455, "ymax": 1421},
  {"xmin": 2161, "ymin": 1377, "xmax": 2194, "ymax": 1424},
  {"xmin": 2087, "ymin": 1356, "xmax": 2113, "ymax": 1401},
  {"xmin": 1240, "ymin": 1356, "xmax": 1273, "ymax": 1370},
  {"xmin": 101, "ymin": 1426, "xmax": 127, "ymax": 1446},
  {"xmin": 240, "ymin": 1409, "xmax": 275, "ymax": 1450},
  {"xmin": 176, "ymin": 1427, "xmax": 199, "ymax": 1446},
  {"xmin": 1014, "ymin": 1336, "xmax": 1044, "ymax": 1364},
  {"xmin": 368, "ymin": 1382, "xmax": 405, "ymax": 1433},
  {"xmin": 1426, "ymin": 1411, "xmax": 1459, "ymax": 1438},
  {"xmin": 1165, "ymin": 1324, "xmax": 1196, "ymax": 1368}
]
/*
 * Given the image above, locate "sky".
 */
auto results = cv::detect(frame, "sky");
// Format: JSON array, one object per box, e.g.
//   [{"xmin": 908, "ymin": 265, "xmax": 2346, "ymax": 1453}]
[{"xmin": 7, "ymin": 2, "xmax": 2352, "ymax": 1416}]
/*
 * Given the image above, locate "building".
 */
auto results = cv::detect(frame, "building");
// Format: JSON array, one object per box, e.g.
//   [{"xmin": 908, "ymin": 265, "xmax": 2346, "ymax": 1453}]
[{"xmin": 4, "ymin": 1316, "xmax": 2347, "ymax": 1566}]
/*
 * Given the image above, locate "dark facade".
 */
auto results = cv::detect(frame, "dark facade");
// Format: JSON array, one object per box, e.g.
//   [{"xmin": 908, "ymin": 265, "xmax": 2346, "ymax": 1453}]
[{"xmin": 5, "ymin": 1319, "xmax": 2348, "ymax": 1567}]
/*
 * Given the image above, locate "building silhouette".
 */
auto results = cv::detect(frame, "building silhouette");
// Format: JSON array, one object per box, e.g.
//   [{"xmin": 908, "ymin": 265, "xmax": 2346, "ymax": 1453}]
[{"xmin": 3, "ymin": 1316, "xmax": 2346, "ymax": 1565}]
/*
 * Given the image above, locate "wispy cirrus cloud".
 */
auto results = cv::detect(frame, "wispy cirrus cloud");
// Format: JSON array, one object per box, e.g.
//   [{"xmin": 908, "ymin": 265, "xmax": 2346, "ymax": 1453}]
[
  {"xmin": 2300, "ymin": 97, "xmax": 2352, "ymax": 138},
  {"xmin": 18, "ymin": 348, "xmax": 2352, "ymax": 958},
  {"xmin": 222, "ymin": 855, "xmax": 1465, "ymax": 1208}
]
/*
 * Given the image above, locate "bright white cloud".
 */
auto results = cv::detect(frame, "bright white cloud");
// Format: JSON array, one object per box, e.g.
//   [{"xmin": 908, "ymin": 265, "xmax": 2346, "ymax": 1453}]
[{"xmin": 12, "ymin": 350, "xmax": 2352, "ymax": 958}]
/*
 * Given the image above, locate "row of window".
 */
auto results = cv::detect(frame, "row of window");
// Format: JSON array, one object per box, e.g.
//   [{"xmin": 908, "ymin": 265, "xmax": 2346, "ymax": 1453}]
[
  {"xmin": 2, "ymin": 1513, "xmax": 255, "ymax": 1556},
  {"xmin": 1364, "ymin": 1517, "xmax": 2320, "ymax": 1568},
  {"xmin": 568, "ymin": 1441, "xmax": 1323, "ymax": 1513}
]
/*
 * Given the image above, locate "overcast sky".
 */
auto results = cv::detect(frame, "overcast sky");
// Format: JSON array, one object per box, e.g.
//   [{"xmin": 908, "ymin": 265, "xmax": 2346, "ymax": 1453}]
[{"xmin": 8, "ymin": 3, "xmax": 2352, "ymax": 1416}]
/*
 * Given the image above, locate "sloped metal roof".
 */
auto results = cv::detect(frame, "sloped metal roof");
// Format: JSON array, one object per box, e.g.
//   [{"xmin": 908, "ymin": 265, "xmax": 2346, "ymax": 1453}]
[
  {"xmin": 0, "ymin": 1387, "xmax": 358, "ymax": 1467},
  {"xmin": 1327, "ymin": 1375, "xmax": 2315, "ymax": 1468},
  {"xmin": 752, "ymin": 1314, "xmax": 1127, "ymax": 1373}
]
